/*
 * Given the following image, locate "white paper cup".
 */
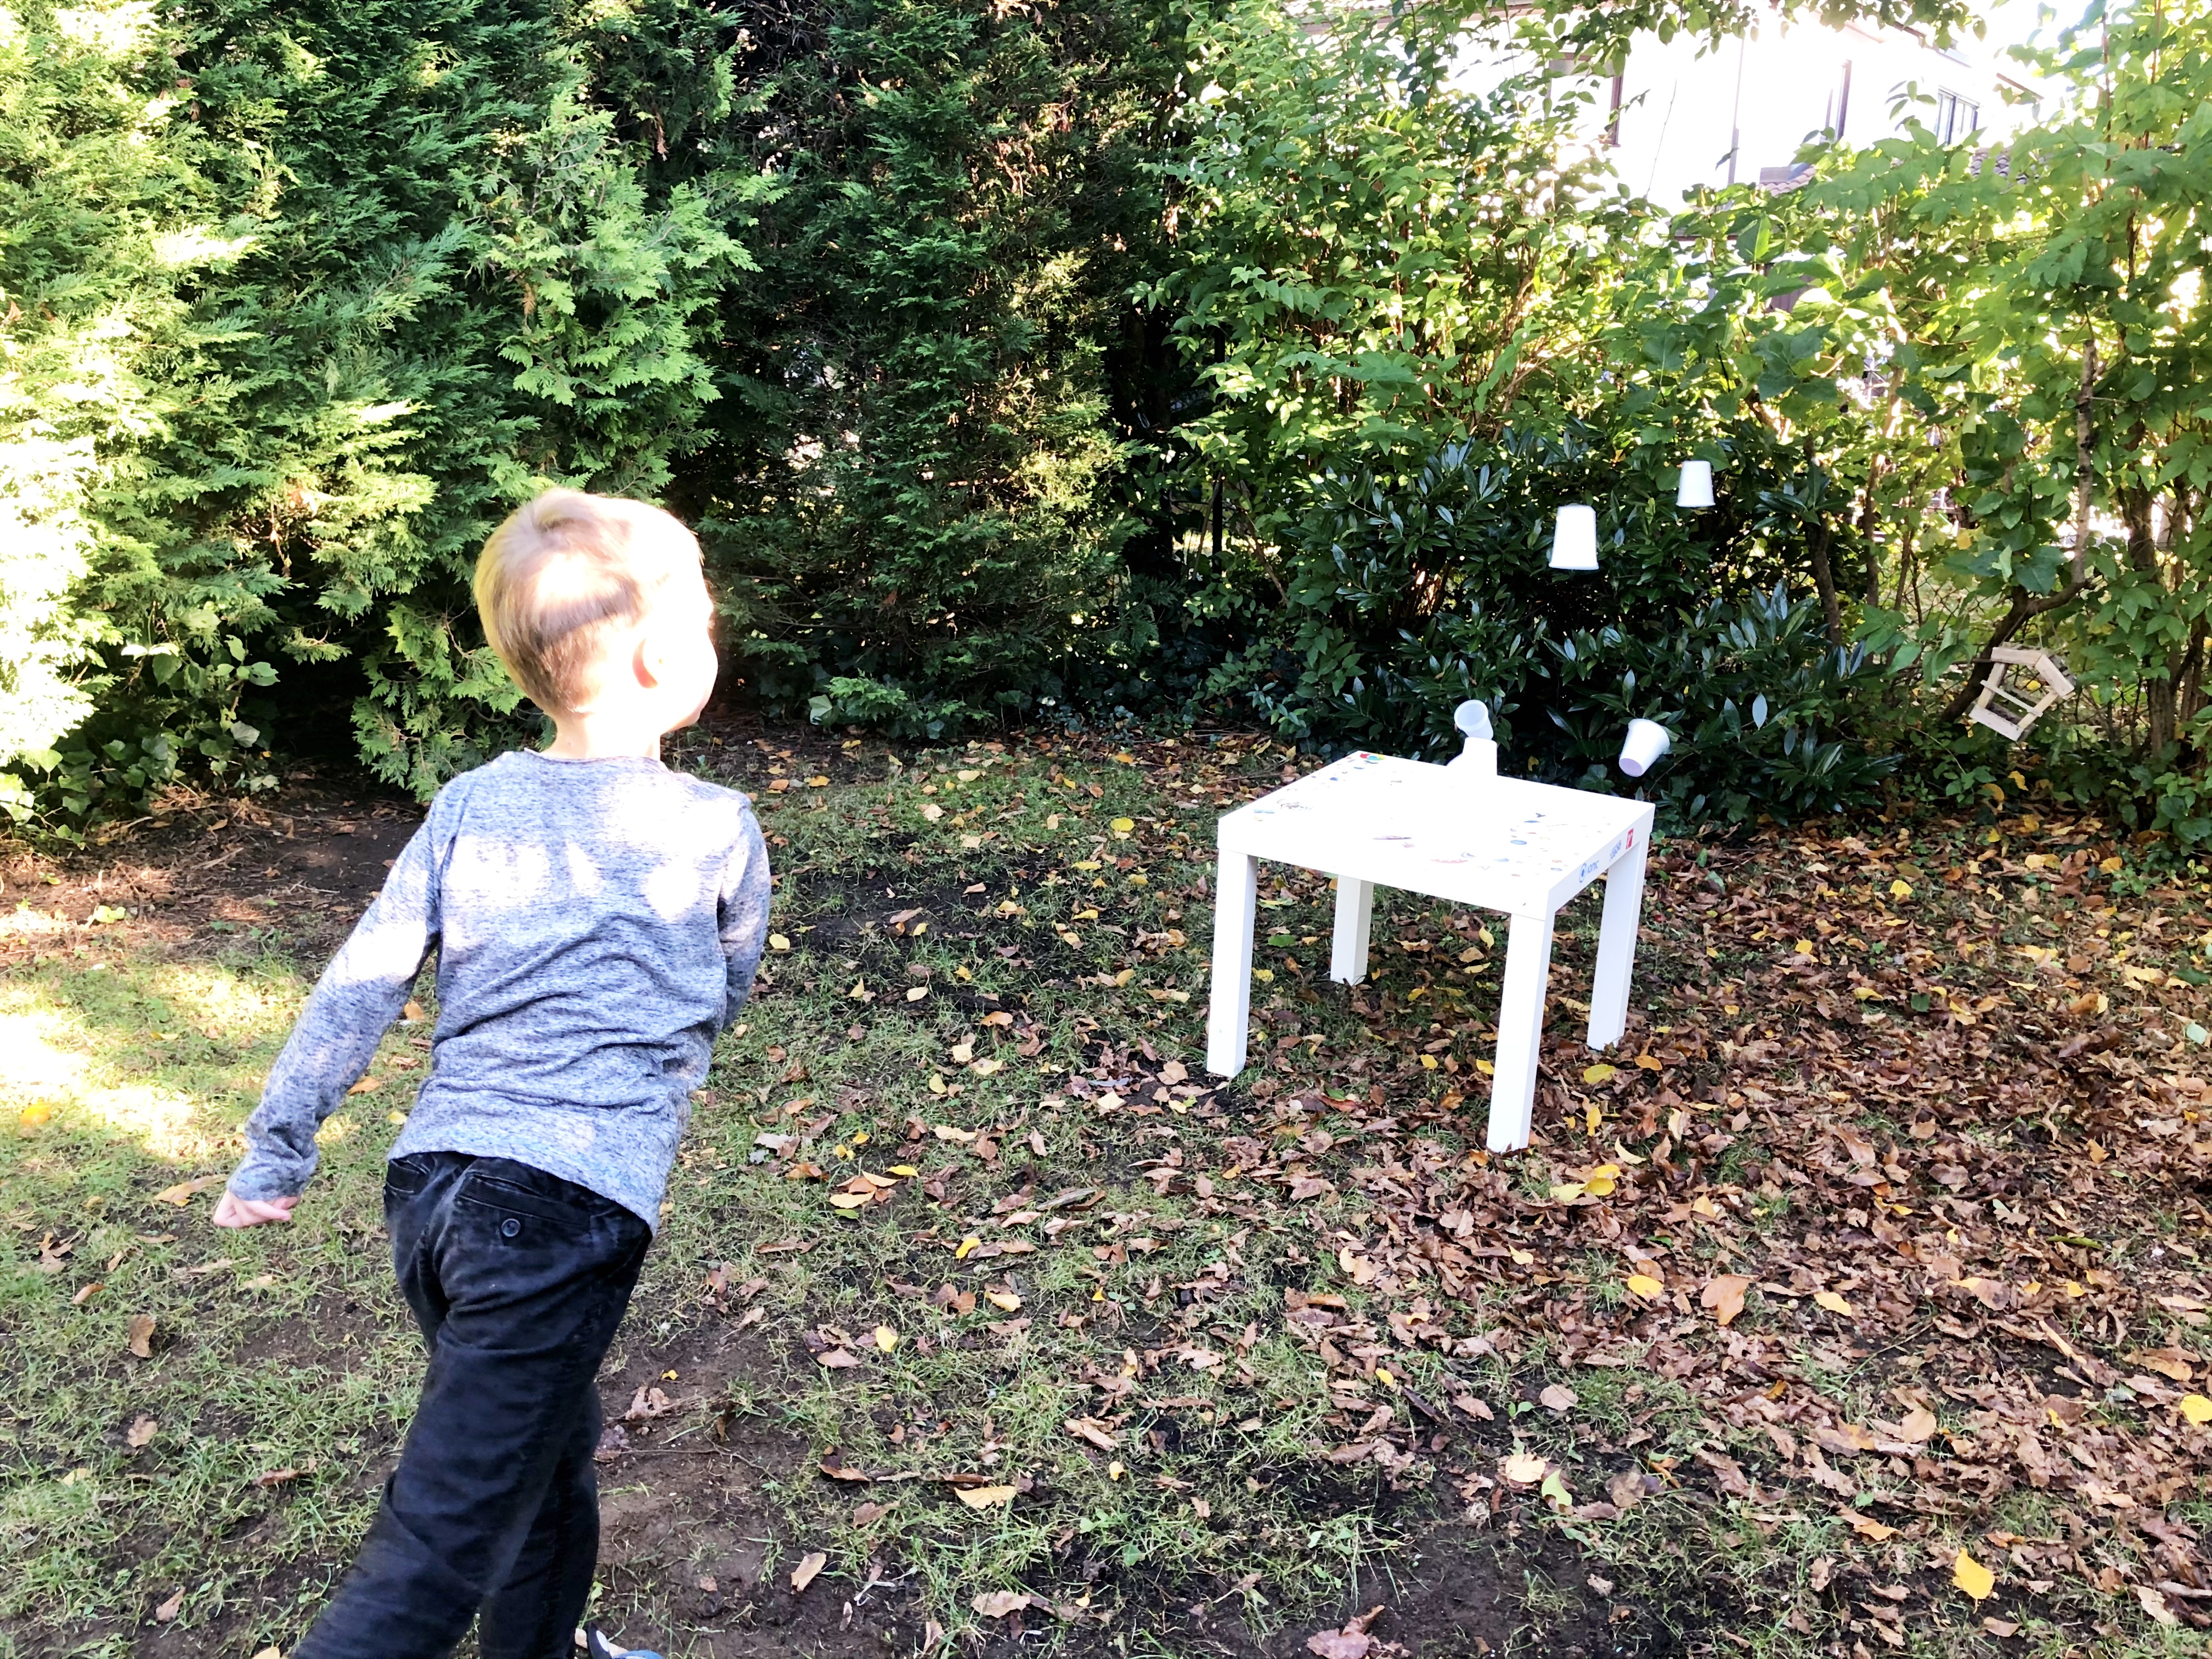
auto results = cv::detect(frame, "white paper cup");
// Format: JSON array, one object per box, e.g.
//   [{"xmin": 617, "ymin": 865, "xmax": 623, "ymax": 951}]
[
  {"xmin": 1618, "ymin": 718, "xmax": 1672, "ymax": 777},
  {"xmin": 1676, "ymin": 460, "xmax": 1714, "ymax": 509},
  {"xmin": 1550, "ymin": 504, "xmax": 1599, "ymax": 569},
  {"xmin": 1453, "ymin": 698, "xmax": 1492, "ymax": 741}
]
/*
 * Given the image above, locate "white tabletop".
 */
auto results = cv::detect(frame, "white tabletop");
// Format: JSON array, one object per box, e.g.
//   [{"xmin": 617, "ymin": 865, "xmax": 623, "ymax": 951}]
[{"xmin": 1217, "ymin": 751, "xmax": 1652, "ymax": 917}]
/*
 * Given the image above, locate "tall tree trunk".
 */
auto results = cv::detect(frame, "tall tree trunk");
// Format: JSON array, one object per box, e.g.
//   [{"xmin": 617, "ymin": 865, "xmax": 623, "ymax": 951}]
[
  {"xmin": 2119, "ymin": 478, "xmax": 2177, "ymax": 754},
  {"xmin": 1801, "ymin": 439, "xmax": 1844, "ymax": 646}
]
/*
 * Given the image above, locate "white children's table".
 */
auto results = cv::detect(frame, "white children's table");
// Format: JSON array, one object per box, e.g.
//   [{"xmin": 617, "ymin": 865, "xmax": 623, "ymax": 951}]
[{"xmin": 1204, "ymin": 751, "xmax": 1655, "ymax": 1152}]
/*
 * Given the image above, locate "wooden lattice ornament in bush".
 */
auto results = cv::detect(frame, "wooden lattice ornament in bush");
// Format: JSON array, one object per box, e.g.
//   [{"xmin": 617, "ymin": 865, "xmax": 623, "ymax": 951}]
[{"xmin": 1966, "ymin": 646, "xmax": 2074, "ymax": 741}]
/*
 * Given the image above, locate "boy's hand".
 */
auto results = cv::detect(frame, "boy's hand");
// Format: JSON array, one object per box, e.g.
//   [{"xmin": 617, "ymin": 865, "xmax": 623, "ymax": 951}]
[{"xmin": 212, "ymin": 1190, "xmax": 298, "ymax": 1228}]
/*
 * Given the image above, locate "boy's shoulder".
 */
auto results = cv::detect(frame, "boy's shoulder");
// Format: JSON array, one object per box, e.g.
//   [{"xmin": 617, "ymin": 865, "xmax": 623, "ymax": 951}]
[{"xmin": 432, "ymin": 752, "xmax": 756, "ymax": 828}]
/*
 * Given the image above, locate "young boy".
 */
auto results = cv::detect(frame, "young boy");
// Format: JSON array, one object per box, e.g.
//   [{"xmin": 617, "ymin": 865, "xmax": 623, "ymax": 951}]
[{"xmin": 214, "ymin": 490, "xmax": 770, "ymax": 1659}]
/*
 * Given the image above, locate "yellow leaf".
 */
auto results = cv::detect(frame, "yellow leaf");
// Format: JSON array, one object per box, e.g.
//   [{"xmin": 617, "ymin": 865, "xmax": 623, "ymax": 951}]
[
  {"xmin": 1582, "ymin": 1063, "xmax": 1617, "ymax": 1084},
  {"xmin": 905, "ymin": 986, "xmax": 928, "ymax": 1002},
  {"xmin": 1793, "ymin": 939, "xmax": 1814, "ymax": 955},
  {"xmin": 1549, "ymin": 1182, "xmax": 1586, "ymax": 1203},
  {"xmin": 955, "ymin": 1235, "xmax": 981, "ymax": 1260},
  {"xmin": 806, "ymin": 775, "xmax": 829, "ymax": 788},
  {"xmin": 2179, "ymin": 1394, "xmax": 2212, "ymax": 1425},
  {"xmin": 1420, "ymin": 1054, "xmax": 1438, "ymax": 1070},
  {"xmin": 769, "ymin": 934, "xmax": 791, "ymax": 952},
  {"xmin": 347, "ymin": 1075, "xmax": 381, "ymax": 1095},
  {"xmin": 875, "ymin": 1325, "xmax": 899, "ymax": 1352},
  {"xmin": 970, "ymin": 1058, "xmax": 1002, "ymax": 1076},
  {"xmin": 985, "ymin": 1290, "xmax": 1023, "ymax": 1312},
  {"xmin": 919, "ymin": 803, "xmax": 944, "ymax": 821},
  {"xmin": 1814, "ymin": 1290, "xmax": 1854, "ymax": 1316},
  {"xmin": 888, "ymin": 1164, "xmax": 919, "ymax": 1177},
  {"xmin": 1890, "ymin": 879, "xmax": 1913, "ymax": 900},
  {"xmin": 1583, "ymin": 1171, "xmax": 1617, "ymax": 1197},
  {"xmin": 19, "ymin": 1101, "xmax": 52, "ymax": 1127},
  {"xmin": 849, "ymin": 979, "xmax": 870, "ymax": 999},
  {"xmin": 402, "ymin": 1000, "xmax": 427, "ymax": 1022},
  {"xmin": 1625, "ymin": 1273, "xmax": 1664, "ymax": 1300},
  {"xmin": 2100, "ymin": 855, "xmax": 2124, "ymax": 874},
  {"xmin": 828, "ymin": 1193, "xmax": 871, "ymax": 1209},
  {"xmin": 1110, "ymin": 817, "xmax": 1135, "ymax": 834},
  {"xmin": 1107, "ymin": 1460, "xmax": 1125, "ymax": 1481},
  {"xmin": 954, "ymin": 1483, "xmax": 1016, "ymax": 1510},
  {"xmin": 1634, "ymin": 1054, "xmax": 1663, "ymax": 1071},
  {"xmin": 1952, "ymin": 1549, "xmax": 1994, "ymax": 1602}
]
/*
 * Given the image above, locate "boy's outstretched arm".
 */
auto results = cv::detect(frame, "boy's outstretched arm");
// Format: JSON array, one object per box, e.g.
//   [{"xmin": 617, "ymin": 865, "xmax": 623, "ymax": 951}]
[{"xmin": 218, "ymin": 812, "xmax": 446, "ymax": 1226}]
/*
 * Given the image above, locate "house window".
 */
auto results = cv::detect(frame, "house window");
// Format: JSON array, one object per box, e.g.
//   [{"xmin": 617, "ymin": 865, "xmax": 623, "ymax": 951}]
[{"xmin": 1935, "ymin": 89, "xmax": 1979, "ymax": 144}]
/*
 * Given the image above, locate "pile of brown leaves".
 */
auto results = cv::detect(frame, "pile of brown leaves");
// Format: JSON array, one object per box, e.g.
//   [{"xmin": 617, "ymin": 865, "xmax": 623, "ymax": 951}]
[{"xmin": 1198, "ymin": 808, "xmax": 2212, "ymax": 1641}]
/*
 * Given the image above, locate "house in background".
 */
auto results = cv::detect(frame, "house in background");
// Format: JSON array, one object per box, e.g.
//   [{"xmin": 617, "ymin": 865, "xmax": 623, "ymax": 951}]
[{"xmin": 1593, "ymin": 15, "xmax": 2042, "ymax": 204}]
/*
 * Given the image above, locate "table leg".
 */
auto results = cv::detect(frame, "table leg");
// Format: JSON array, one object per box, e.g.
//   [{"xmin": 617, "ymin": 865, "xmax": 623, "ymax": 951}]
[
  {"xmin": 1587, "ymin": 832, "xmax": 1649, "ymax": 1051},
  {"xmin": 1487, "ymin": 910, "xmax": 1555, "ymax": 1152},
  {"xmin": 1205, "ymin": 849, "xmax": 1259, "ymax": 1076},
  {"xmin": 1329, "ymin": 877, "xmax": 1373, "ymax": 984}
]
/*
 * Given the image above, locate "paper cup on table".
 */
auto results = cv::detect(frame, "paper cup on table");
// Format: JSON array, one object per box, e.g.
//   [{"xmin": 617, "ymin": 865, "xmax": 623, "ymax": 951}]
[
  {"xmin": 1676, "ymin": 460, "xmax": 1714, "ymax": 509},
  {"xmin": 1618, "ymin": 719, "xmax": 1672, "ymax": 777},
  {"xmin": 1549, "ymin": 504, "xmax": 1599, "ymax": 570}
]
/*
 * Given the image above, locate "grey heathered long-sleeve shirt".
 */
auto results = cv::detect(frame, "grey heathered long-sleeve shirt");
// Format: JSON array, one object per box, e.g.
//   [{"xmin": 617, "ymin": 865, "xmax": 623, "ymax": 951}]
[{"xmin": 228, "ymin": 750, "xmax": 771, "ymax": 1231}]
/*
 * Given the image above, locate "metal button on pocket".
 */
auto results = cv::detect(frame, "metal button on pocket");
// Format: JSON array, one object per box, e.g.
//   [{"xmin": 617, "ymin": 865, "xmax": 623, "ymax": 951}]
[{"xmin": 500, "ymin": 1217, "xmax": 522, "ymax": 1239}]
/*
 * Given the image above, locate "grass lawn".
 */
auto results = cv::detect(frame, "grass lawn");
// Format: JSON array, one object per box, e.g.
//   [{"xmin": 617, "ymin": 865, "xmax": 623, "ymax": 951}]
[{"xmin": 4, "ymin": 722, "xmax": 2211, "ymax": 1658}]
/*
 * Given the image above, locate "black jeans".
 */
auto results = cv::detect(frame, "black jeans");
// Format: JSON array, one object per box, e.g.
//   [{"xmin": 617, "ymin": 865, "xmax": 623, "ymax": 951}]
[{"xmin": 295, "ymin": 1153, "xmax": 651, "ymax": 1659}]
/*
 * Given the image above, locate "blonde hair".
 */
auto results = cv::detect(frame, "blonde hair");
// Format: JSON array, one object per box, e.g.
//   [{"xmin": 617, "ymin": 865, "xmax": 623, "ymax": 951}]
[{"xmin": 473, "ymin": 489, "xmax": 702, "ymax": 713}]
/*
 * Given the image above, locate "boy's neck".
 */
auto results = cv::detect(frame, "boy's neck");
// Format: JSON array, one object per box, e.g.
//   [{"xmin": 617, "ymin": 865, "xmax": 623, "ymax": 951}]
[{"xmin": 543, "ymin": 713, "xmax": 664, "ymax": 762}]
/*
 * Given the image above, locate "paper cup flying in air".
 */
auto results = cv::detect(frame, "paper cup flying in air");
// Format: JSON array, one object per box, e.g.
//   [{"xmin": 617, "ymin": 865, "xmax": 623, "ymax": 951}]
[{"xmin": 1618, "ymin": 719, "xmax": 1672, "ymax": 777}]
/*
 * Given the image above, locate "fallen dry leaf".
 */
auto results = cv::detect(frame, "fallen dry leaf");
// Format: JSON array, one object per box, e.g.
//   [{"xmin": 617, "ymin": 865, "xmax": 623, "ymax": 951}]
[
  {"xmin": 151, "ymin": 1176, "xmax": 217, "ymax": 1206},
  {"xmin": 2131, "ymin": 1347, "xmax": 2196, "ymax": 1383},
  {"xmin": 1699, "ymin": 1274, "xmax": 1751, "ymax": 1327},
  {"xmin": 791, "ymin": 1550, "xmax": 827, "ymax": 1592},
  {"xmin": 1501, "ymin": 1452, "xmax": 1547, "ymax": 1485},
  {"xmin": 154, "ymin": 1587, "xmax": 184, "ymax": 1623},
  {"xmin": 954, "ymin": 1483, "xmax": 1017, "ymax": 1510},
  {"xmin": 1953, "ymin": 1549, "xmax": 1995, "ymax": 1602},
  {"xmin": 2137, "ymin": 1585, "xmax": 2180, "ymax": 1627},
  {"xmin": 1624, "ymin": 1273, "xmax": 1664, "ymax": 1300},
  {"xmin": 126, "ymin": 1415, "xmax": 157, "ymax": 1449},
  {"xmin": 2179, "ymin": 1393, "xmax": 2212, "ymax": 1425},
  {"xmin": 125, "ymin": 1313, "xmax": 154, "ymax": 1359},
  {"xmin": 1064, "ymin": 1416, "xmax": 1119, "ymax": 1451},
  {"xmin": 973, "ymin": 1589, "xmax": 1034, "ymax": 1617},
  {"xmin": 1538, "ymin": 1384, "xmax": 1576, "ymax": 1413}
]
